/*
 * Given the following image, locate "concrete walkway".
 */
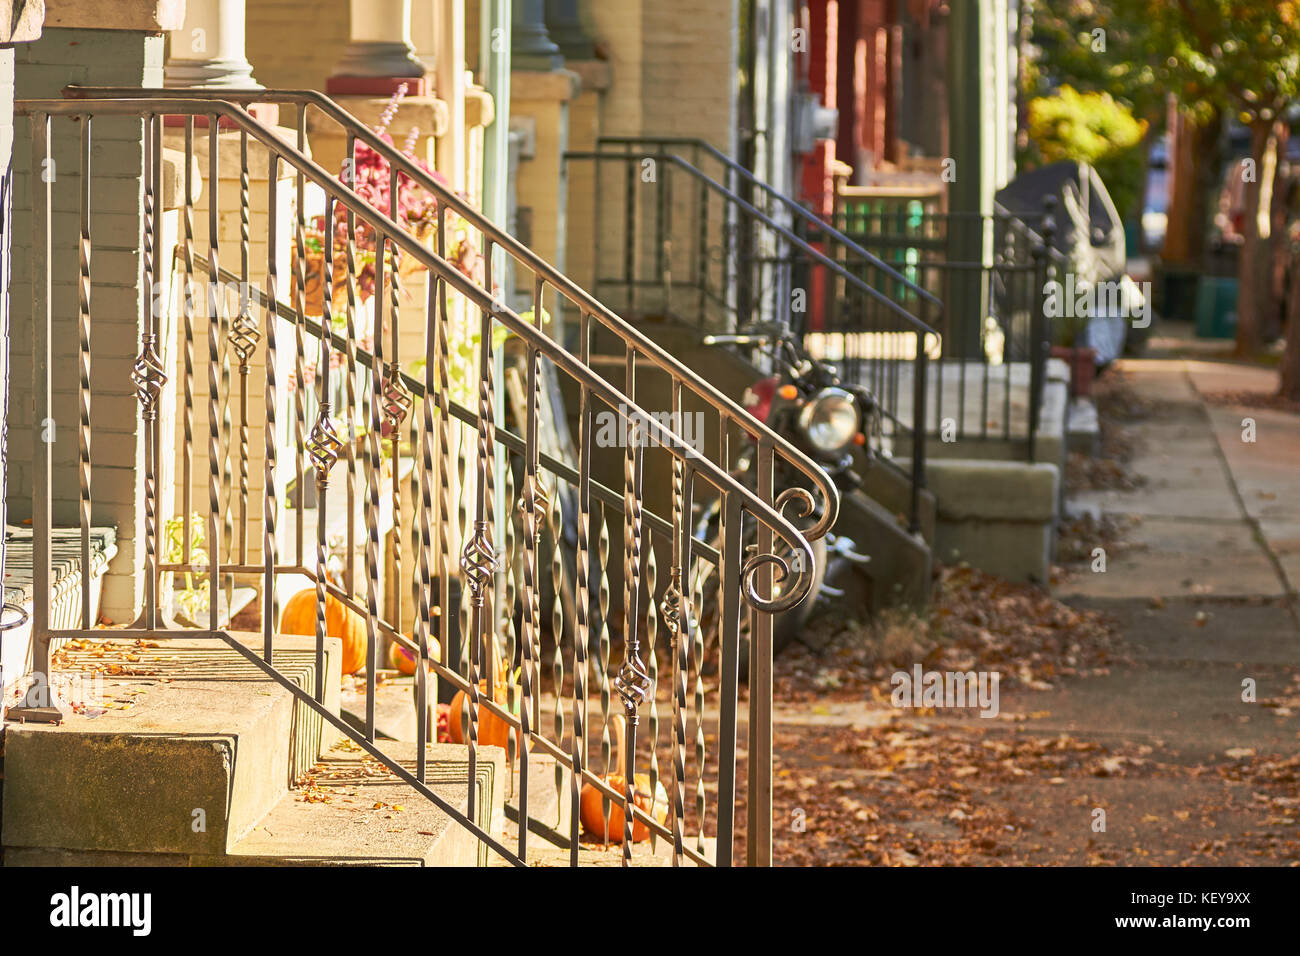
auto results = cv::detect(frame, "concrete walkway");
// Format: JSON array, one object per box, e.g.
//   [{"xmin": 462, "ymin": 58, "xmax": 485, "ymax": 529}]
[
  {"xmin": 769, "ymin": 353, "xmax": 1300, "ymax": 865},
  {"xmin": 1063, "ymin": 358, "xmax": 1298, "ymax": 603}
]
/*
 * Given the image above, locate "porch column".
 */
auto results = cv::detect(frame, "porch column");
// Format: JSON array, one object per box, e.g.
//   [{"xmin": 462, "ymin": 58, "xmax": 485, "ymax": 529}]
[
  {"xmin": 512, "ymin": 0, "xmax": 562, "ymax": 71},
  {"xmin": 543, "ymin": 0, "xmax": 594, "ymax": 61},
  {"xmin": 328, "ymin": 0, "xmax": 427, "ymax": 95},
  {"xmin": 164, "ymin": 0, "xmax": 260, "ymax": 89}
]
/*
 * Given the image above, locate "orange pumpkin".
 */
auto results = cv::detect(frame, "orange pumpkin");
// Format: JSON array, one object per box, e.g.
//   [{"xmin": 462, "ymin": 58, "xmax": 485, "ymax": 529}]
[
  {"xmin": 279, "ymin": 588, "xmax": 367, "ymax": 676},
  {"xmin": 447, "ymin": 674, "xmax": 518, "ymax": 749},
  {"xmin": 577, "ymin": 713, "xmax": 668, "ymax": 843},
  {"xmin": 579, "ymin": 773, "xmax": 669, "ymax": 843},
  {"xmin": 388, "ymin": 637, "xmax": 441, "ymax": 676}
]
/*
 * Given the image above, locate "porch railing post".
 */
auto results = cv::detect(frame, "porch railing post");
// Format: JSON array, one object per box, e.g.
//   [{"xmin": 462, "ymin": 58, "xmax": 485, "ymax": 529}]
[
  {"xmin": 911, "ymin": 333, "xmax": 927, "ymax": 533},
  {"xmin": 27, "ymin": 111, "xmax": 53, "ymax": 715},
  {"xmin": 747, "ymin": 438, "xmax": 775, "ymax": 866},
  {"xmin": 1028, "ymin": 205, "xmax": 1055, "ymax": 464}
]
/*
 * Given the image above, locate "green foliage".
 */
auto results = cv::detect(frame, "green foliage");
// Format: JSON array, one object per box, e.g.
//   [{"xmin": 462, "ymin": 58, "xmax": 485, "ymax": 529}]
[
  {"xmin": 1025, "ymin": 85, "xmax": 1149, "ymax": 222},
  {"xmin": 163, "ymin": 514, "xmax": 209, "ymax": 620},
  {"xmin": 1026, "ymin": 0, "xmax": 1165, "ymax": 121}
]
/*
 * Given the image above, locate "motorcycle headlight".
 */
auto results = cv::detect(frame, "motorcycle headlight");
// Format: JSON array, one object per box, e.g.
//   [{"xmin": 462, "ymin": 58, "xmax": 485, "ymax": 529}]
[{"xmin": 798, "ymin": 387, "xmax": 859, "ymax": 454}]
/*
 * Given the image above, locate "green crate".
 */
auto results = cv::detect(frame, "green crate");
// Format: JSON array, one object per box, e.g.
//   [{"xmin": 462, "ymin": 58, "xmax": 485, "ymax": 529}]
[{"xmin": 1194, "ymin": 276, "xmax": 1238, "ymax": 339}]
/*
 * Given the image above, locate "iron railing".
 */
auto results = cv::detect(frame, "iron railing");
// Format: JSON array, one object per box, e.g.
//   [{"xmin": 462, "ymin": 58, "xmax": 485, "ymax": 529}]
[
  {"xmin": 566, "ymin": 138, "xmax": 939, "ymax": 531},
  {"xmin": 831, "ymin": 194, "xmax": 1074, "ymax": 461},
  {"xmin": 9, "ymin": 89, "xmax": 840, "ymax": 867}
]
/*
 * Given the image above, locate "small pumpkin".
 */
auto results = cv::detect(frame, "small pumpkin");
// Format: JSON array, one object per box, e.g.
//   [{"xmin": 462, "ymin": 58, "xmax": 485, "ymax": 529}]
[
  {"xmin": 447, "ymin": 673, "xmax": 519, "ymax": 750},
  {"xmin": 580, "ymin": 773, "xmax": 669, "ymax": 844},
  {"xmin": 279, "ymin": 588, "xmax": 367, "ymax": 676},
  {"xmin": 388, "ymin": 637, "xmax": 441, "ymax": 676},
  {"xmin": 578, "ymin": 714, "xmax": 668, "ymax": 843}
]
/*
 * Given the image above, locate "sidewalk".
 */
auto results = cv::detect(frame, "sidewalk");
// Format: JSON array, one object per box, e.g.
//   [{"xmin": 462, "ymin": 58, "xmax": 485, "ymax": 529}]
[
  {"xmin": 1063, "ymin": 358, "xmax": 1298, "ymax": 603},
  {"xmin": 765, "ymin": 354, "xmax": 1300, "ymax": 865}
]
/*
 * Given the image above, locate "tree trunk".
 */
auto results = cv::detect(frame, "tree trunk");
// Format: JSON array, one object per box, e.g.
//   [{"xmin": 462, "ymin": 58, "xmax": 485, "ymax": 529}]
[
  {"xmin": 1163, "ymin": 108, "xmax": 1222, "ymax": 265},
  {"xmin": 1282, "ymin": 243, "xmax": 1300, "ymax": 400},
  {"xmin": 1236, "ymin": 119, "xmax": 1282, "ymax": 357},
  {"xmin": 1267, "ymin": 123, "xmax": 1293, "ymax": 341}
]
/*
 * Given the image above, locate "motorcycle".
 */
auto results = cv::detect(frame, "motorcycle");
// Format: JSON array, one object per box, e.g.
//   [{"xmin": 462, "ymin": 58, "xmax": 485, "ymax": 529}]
[{"xmin": 694, "ymin": 323, "xmax": 874, "ymax": 670}]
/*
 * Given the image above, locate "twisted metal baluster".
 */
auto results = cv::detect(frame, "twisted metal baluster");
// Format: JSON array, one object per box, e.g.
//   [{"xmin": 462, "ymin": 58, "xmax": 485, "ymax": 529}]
[
  {"xmin": 134, "ymin": 113, "xmax": 166, "ymax": 630},
  {"xmin": 307, "ymin": 195, "xmax": 345, "ymax": 704},
  {"xmin": 518, "ymin": 434, "xmax": 541, "ymax": 862},
  {"xmin": 662, "ymin": 383, "xmax": 690, "ymax": 865},
  {"xmin": 459, "ymin": 239, "xmax": 502, "ymax": 824},
  {"xmin": 204, "ymin": 116, "xmax": 222, "ymax": 631},
  {"xmin": 597, "ymin": 504, "xmax": 613, "ymax": 841},
  {"xmin": 615, "ymin": 413, "xmax": 651, "ymax": 866},
  {"xmin": 409, "ymin": 386, "xmax": 420, "ymax": 653},
  {"xmin": 417, "ymin": 237, "xmax": 437, "ymax": 770},
  {"xmin": 435, "ymin": 212, "xmax": 455, "ymax": 681},
  {"xmin": 77, "ymin": 115, "xmax": 92, "ymax": 630},
  {"xmin": 364, "ymin": 229, "xmax": 388, "ymax": 740},
  {"xmin": 692, "ymin": 552, "xmax": 708, "ymax": 855},
  {"xmin": 570, "ymin": 314, "xmax": 593, "ymax": 866},
  {"xmin": 292, "ymin": 108, "xmax": 308, "ymax": 566},
  {"xmin": 501, "ymin": 462, "xmax": 519, "ymax": 770},
  {"xmin": 218, "ymin": 241, "xmax": 235, "ymax": 575},
  {"xmin": 263, "ymin": 155, "xmax": 280, "ymax": 662},
  {"xmin": 181, "ymin": 117, "xmax": 196, "ymax": 569},
  {"xmin": 645, "ymin": 530, "xmax": 660, "ymax": 853},
  {"xmin": 548, "ymin": 480, "xmax": 566, "ymax": 818},
  {"xmin": 231, "ymin": 129, "xmax": 255, "ymax": 567},
  {"xmin": 342, "ymin": 132, "xmax": 359, "ymax": 597}
]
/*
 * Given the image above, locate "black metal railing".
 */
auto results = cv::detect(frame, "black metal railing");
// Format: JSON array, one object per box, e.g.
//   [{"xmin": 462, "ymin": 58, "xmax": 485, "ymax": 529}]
[
  {"xmin": 831, "ymin": 194, "xmax": 1073, "ymax": 460},
  {"xmin": 566, "ymin": 138, "xmax": 939, "ymax": 531},
  {"xmin": 7, "ymin": 89, "xmax": 841, "ymax": 867}
]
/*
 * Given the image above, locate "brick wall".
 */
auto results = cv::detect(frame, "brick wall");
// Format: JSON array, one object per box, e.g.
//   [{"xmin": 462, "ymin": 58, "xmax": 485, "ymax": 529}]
[
  {"xmin": 245, "ymin": 0, "xmax": 350, "ymax": 91},
  {"xmin": 566, "ymin": 0, "xmax": 739, "ymax": 319}
]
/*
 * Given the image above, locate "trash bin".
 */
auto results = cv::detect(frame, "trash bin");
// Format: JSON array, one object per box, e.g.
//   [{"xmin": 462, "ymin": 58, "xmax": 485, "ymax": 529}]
[{"xmin": 1194, "ymin": 276, "xmax": 1238, "ymax": 338}]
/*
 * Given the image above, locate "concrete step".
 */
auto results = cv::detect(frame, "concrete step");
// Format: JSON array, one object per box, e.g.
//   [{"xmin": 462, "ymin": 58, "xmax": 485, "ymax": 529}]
[
  {"xmin": 2, "ymin": 631, "xmax": 341, "ymax": 861},
  {"xmin": 491, "ymin": 831, "xmax": 710, "ymax": 867},
  {"xmin": 503, "ymin": 751, "xmax": 573, "ymax": 848},
  {"xmin": 854, "ymin": 452, "xmax": 937, "ymax": 545},
  {"xmin": 828, "ymin": 489, "xmax": 932, "ymax": 613},
  {"xmin": 209, "ymin": 741, "xmax": 507, "ymax": 866}
]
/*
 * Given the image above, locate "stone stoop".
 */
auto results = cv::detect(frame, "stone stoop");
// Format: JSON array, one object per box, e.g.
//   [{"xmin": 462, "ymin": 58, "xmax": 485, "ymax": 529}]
[
  {"xmin": 2, "ymin": 632, "xmax": 341, "ymax": 864},
  {"xmin": 831, "ymin": 489, "xmax": 933, "ymax": 613},
  {"xmin": 1, "ymin": 631, "xmax": 508, "ymax": 866},
  {"xmin": 204, "ymin": 742, "xmax": 506, "ymax": 867},
  {"xmin": 493, "ymin": 754, "xmax": 711, "ymax": 867},
  {"xmin": 501, "ymin": 752, "xmax": 573, "ymax": 849}
]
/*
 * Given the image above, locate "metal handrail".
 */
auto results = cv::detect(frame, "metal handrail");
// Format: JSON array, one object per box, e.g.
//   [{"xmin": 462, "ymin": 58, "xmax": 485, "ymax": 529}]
[
  {"xmin": 62, "ymin": 86, "xmax": 839, "ymax": 546},
  {"xmin": 14, "ymin": 90, "xmax": 829, "ymax": 867},
  {"xmin": 567, "ymin": 147, "xmax": 933, "ymax": 530},
  {"xmin": 596, "ymin": 134, "xmax": 944, "ymax": 312},
  {"xmin": 33, "ymin": 95, "xmax": 824, "ymax": 595},
  {"xmin": 569, "ymin": 149, "xmax": 937, "ymax": 336}
]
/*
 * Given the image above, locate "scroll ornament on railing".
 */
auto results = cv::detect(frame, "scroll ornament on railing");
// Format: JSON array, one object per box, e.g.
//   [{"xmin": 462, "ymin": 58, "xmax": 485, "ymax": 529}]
[
  {"xmin": 659, "ymin": 573, "xmax": 682, "ymax": 636},
  {"xmin": 459, "ymin": 521, "xmax": 500, "ymax": 607},
  {"xmin": 740, "ymin": 486, "xmax": 819, "ymax": 614},
  {"xmin": 131, "ymin": 335, "xmax": 168, "ymax": 422},
  {"xmin": 380, "ymin": 361, "xmax": 412, "ymax": 435},
  {"xmin": 615, "ymin": 656, "xmax": 653, "ymax": 714},
  {"xmin": 228, "ymin": 305, "xmax": 260, "ymax": 372},
  {"xmin": 305, "ymin": 404, "xmax": 346, "ymax": 486}
]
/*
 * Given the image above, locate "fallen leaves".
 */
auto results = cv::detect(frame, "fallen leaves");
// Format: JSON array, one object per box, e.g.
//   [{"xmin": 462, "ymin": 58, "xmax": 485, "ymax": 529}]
[{"xmin": 779, "ymin": 564, "xmax": 1124, "ymax": 705}]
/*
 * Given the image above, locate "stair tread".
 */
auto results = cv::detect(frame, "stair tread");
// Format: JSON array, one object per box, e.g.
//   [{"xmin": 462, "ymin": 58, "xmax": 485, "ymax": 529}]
[
  {"xmin": 218, "ymin": 741, "xmax": 507, "ymax": 866},
  {"xmin": 2, "ymin": 631, "xmax": 340, "ymax": 857},
  {"xmin": 491, "ymin": 837, "xmax": 702, "ymax": 867}
]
